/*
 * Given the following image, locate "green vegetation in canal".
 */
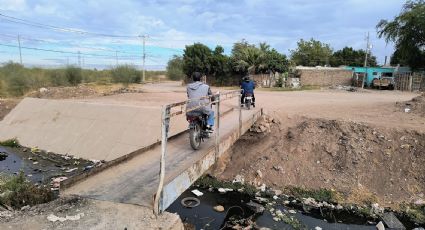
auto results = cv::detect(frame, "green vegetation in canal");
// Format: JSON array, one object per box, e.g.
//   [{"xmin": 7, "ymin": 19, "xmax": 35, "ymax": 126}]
[
  {"xmin": 0, "ymin": 138, "xmax": 20, "ymax": 148},
  {"xmin": 401, "ymin": 203, "xmax": 425, "ymax": 225},
  {"xmin": 0, "ymin": 171, "xmax": 53, "ymax": 209},
  {"xmin": 285, "ymin": 186, "xmax": 342, "ymax": 204}
]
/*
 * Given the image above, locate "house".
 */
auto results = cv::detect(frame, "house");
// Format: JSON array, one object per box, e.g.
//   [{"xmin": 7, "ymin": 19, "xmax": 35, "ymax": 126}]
[{"xmin": 344, "ymin": 66, "xmax": 411, "ymax": 87}]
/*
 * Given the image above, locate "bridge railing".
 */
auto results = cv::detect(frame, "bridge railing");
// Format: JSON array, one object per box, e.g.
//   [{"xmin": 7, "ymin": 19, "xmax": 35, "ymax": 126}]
[{"xmin": 153, "ymin": 90, "xmax": 242, "ymax": 215}]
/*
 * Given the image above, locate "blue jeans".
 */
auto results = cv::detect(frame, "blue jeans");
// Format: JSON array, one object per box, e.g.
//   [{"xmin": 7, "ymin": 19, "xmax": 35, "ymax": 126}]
[{"xmin": 207, "ymin": 111, "xmax": 214, "ymax": 126}]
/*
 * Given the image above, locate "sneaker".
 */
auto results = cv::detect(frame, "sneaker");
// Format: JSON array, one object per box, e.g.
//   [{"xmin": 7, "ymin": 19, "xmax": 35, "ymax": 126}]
[{"xmin": 252, "ymin": 103, "xmax": 255, "ymax": 108}]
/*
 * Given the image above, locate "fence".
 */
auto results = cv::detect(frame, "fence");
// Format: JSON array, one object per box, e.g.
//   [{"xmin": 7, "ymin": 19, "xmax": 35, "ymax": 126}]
[
  {"xmin": 395, "ymin": 72, "xmax": 425, "ymax": 92},
  {"xmin": 153, "ymin": 90, "xmax": 242, "ymax": 215}
]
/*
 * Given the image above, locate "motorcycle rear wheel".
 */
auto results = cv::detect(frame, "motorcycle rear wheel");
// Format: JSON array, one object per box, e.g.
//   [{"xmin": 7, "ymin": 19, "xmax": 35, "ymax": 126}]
[
  {"xmin": 246, "ymin": 100, "xmax": 251, "ymax": 110},
  {"xmin": 189, "ymin": 123, "xmax": 201, "ymax": 150}
]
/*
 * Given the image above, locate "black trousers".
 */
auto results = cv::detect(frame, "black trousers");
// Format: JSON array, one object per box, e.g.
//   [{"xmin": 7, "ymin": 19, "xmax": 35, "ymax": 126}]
[{"xmin": 241, "ymin": 93, "xmax": 255, "ymax": 104}]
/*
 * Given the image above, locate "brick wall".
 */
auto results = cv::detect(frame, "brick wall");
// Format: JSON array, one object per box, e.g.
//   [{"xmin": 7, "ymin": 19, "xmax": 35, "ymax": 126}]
[{"xmin": 298, "ymin": 69, "xmax": 353, "ymax": 86}]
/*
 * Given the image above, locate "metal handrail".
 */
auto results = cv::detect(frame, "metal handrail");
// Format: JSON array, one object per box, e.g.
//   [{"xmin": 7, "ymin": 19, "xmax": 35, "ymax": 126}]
[
  {"xmin": 153, "ymin": 89, "xmax": 242, "ymax": 215},
  {"xmin": 166, "ymin": 90, "xmax": 240, "ymax": 118}
]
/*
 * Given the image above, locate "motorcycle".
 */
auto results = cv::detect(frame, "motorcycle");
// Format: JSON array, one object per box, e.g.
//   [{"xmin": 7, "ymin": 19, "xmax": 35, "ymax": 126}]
[
  {"xmin": 186, "ymin": 112, "xmax": 211, "ymax": 150},
  {"xmin": 242, "ymin": 91, "xmax": 254, "ymax": 110}
]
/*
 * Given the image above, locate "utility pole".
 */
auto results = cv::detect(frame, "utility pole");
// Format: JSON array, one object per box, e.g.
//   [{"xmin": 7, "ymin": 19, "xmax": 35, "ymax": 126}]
[
  {"xmin": 115, "ymin": 51, "xmax": 118, "ymax": 66},
  {"xmin": 17, "ymin": 34, "xmax": 22, "ymax": 65},
  {"xmin": 362, "ymin": 32, "xmax": 370, "ymax": 89},
  {"xmin": 78, "ymin": 51, "xmax": 81, "ymax": 67},
  {"xmin": 140, "ymin": 34, "xmax": 148, "ymax": 83}
]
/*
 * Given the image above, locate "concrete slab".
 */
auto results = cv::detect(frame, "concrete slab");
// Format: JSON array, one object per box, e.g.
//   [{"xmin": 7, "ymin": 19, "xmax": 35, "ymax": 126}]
[
  {"xmin": 64, "ymin": 107, "xmax": 261, "ymax": 210},
  {"xmin": 0, "ymin": 97, "xmax": 187, "ymax": 161}
]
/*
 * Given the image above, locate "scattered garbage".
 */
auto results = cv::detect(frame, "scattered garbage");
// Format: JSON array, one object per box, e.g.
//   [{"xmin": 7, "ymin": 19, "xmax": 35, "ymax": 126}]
[
  {"xmin": 191, "ymin": 189, "xmax": 203, "ymax": 197},
  {"xmin": 47, "ymin": 213, "xmax": 84, "ymax": 222},
  {"xmin": 376, "ymin": 221, "xmax": 385, "ymax": 230},
  {"xmin": 30, "ymin": 147, "xmax": 40, "ymax": 153},
  {"xmin": 232, "ymin": 174, "xmax": 244, "ymax": 184},
  {"xmin": 180, "ymin": 197, "xmax": 200, "ymax": 208},
  {"xmin": 405, "ymin": 108, "xmax": 411, "ymax": 113},
  {"xmin": 381, "ymin": 212, "xmax": 405, "ymax": 230},
  {"xmin": 65, "ymin": 168, "xmax": 78, "ymax": 173},
  {"xmin": 256, "ymin": 170, "xmax": 263, "ymax": 178},
  {"xmin": 213, "ymin": 205, "xmax": 225, "ymax": 212},
  {"xmin": 0, "ymin": 151, "xmax": 8, "ymax": 161},
  {"xmin": 51, "ymin": 176, "xmax": 68, "ymax": 188},
  {"xmin": 246, "ymin": 201, "xmax": 265, "ymax": 214},
  {"xmin": 218, "ymin": 188, "xmax": 233, "ymax": 194}
]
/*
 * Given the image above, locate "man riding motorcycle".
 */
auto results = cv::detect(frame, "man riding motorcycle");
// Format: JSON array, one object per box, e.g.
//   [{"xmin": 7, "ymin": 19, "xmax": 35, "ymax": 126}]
[
  {"xmin": 186, "ymin": 72, "xmax": 215, "ymax": 130},
  {"xmin": 240, "ymin": 75, "xmax": 255, "ymax": 107}
]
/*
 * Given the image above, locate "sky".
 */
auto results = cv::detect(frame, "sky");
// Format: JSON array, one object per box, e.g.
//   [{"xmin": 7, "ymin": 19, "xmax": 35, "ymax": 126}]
[{"xmin": 0, "ymin": 0, "xmax": 406, "ymax": 70}]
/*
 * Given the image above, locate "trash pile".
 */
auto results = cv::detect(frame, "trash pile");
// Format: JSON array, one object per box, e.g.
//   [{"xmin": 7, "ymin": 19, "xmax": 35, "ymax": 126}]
[
  {"xmin": 249, "ymin": 114, "xmax": 279, "ymax": 133},
  {"xmin": 398, "ymin": 93, "xmax": 425, "ymax": 116}
]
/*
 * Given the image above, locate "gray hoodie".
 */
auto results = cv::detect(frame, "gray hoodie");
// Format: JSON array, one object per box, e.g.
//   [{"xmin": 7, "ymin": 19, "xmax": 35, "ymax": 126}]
[{"xmin": 187, "ymin": 81, "xmax": 213, "ymax": 113}]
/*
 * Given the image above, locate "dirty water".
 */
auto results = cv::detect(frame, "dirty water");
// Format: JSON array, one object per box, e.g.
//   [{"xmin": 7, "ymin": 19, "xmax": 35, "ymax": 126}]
[
  {"xmin": 0, "ymin": 146, "xmax": 92, "ymax": 184},
  {"xmin": 167, "ymin": 187, "xmax": 376, "ymax": 230}
]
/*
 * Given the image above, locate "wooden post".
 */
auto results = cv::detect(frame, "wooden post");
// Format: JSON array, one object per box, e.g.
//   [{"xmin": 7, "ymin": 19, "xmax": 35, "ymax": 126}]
[{"xmin": 154, "ymin": 105, "xmax": 170, "ymax": 215}]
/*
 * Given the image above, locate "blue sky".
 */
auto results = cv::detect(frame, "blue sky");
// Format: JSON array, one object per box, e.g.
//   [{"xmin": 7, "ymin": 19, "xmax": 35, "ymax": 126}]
[{"xmin": 0, "ymin": 0, "xmax": 405, "ymax": 70}]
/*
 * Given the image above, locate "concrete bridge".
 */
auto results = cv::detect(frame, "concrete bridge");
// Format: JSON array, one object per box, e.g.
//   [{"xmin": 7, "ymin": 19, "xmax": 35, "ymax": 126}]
[
  {"xmin": 63, "ymin": 91, "xmax": 262, "ymax": 214},
  {"xmin": 0, "ymin": 89, "xmax": 262, "ymax": 217}
]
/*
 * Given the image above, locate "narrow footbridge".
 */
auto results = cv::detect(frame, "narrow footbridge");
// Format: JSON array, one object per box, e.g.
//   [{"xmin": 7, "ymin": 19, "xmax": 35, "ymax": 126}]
[{"xmin": 63, "ymin": 91, "xmax": 262, "ymax": 214}]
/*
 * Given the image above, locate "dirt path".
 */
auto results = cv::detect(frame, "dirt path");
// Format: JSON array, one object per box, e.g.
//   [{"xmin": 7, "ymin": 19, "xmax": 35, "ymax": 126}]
[
  {"xmin": 0, "ymin": 196, "xmax": 183, "ymax": 230},
  {"xmin": 255, "ymin": 89, "xmax": 424, "ymax": 132}
]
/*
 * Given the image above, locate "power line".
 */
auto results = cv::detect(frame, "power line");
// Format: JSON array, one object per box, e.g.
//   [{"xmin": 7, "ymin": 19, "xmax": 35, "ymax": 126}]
[
  {"xmin": 0, "ymin": 43, "xmax": 145, "ymax": 59},
  {"xmin": 0, "ymin": 33, "xmax": 143, "ymax": 56},
  {"xmin": 0, "ymin": 13, "xmax": 139, "ymax": 38}
]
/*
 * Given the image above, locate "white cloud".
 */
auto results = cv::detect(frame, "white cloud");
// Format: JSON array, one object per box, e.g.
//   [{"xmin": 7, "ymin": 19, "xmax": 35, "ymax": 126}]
[{"xmin": 0, "ymin": 0, "xmax": 27, "ymax": 11}]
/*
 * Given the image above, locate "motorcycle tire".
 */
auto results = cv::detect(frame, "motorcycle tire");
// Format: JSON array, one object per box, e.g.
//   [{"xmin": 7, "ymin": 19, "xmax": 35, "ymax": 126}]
[
  {"xmin": 246, "ymin": 101, "xmax": 251, "ymax": 110},
  {"xmin": 189, "ymin": 123, "xmax": 201, "ymax": 150}
]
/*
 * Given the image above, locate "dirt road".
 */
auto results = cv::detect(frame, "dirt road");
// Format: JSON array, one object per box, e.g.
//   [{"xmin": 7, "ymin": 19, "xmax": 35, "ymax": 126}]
[{"xmin": 218, "ymin": 88, "xmax": 424, "ymax": 208}]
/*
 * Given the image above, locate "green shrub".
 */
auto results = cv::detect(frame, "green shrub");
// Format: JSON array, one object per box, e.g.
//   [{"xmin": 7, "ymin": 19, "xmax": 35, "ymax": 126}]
[
  {"xmin": 65, "ymin": 66, "xmax": 82, "ymax": 85},
  {"xmin": 166, "ymin": 55, "xmax": 185, "ymax": 80},
  {"xmin": 48, "ymin": 70, "xmax": 68, "ymax": 86},
  {"xmin": 0, "ymin": 79, "xmax": 6, "ymax": 97},
  {"xmin": 111, "ymin": 65, "xmax": 141, "ymax": 86}
]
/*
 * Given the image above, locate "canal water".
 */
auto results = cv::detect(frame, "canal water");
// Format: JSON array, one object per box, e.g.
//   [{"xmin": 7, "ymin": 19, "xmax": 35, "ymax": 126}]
[
  {"xmin": 167, "ymin": 187, "xmax": 376, "ymax": 229},
  {"xmin": 0, "ymin": 146, "xmax": 92, "ymax": 184}
]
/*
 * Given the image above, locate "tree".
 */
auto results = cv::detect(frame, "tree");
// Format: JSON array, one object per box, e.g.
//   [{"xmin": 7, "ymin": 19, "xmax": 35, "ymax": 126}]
[
  {"xmin": 182, "ymin": 43, "xmax": 213, "ymax": 76},
  {"xmin": 330, "ymin": 47, "xmax": 377, "ymax": 67},
  {"xmin": 210, "ymin": 46, "xmax": 229, "ymax": 76},
  {"xmin": 166, "ymin": 55, "xmax": 185, "ymax": 80},
  {"xmin": 263, "ymin": 48, "xmax": 288, "ymax": 74},
  {"xmin": 290, "ymin": 38, "xmax": 333, "ymax": 66},
  {"xmin": 231, "ymin": 40, "xmax": 264, "ymax": 74},
  {"xmin": 377, "ymin": 0, "xmax": 425, "ymax": 69}
]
